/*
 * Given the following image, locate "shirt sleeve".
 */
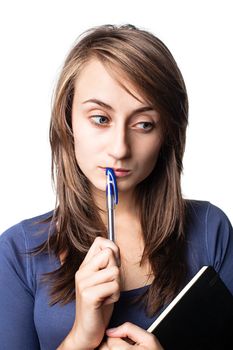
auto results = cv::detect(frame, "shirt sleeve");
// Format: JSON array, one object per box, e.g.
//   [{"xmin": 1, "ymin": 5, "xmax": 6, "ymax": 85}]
[
  {"xmin": 0, "ymin": 224, "xmax": 40, "ymax": 349},
  {"xmin": 206, "ymin": 203, "xmax": 233, "ymax": 294}
]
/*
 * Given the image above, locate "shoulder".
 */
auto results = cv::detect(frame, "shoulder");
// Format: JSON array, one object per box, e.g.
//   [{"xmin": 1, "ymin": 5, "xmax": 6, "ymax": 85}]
[
  {"xmin": 0, "ymin": 210, "xmax": 54, "ymax": 278},
  {"xmin": 185, "ymin": 200, "xmax": 233, "ymax": 291},
  {"xmin": 0, "ymin": 210, "xmax": 54, "ymax": 252},
  {"xmin": 0, "ymin": 211, "xmax": 55, "ymax": 295},
  {"xmin": 185, "ymin": 199, "xmax": 233, "ymax": 252},
  {"xmin": 185, "ymin": 200, "xmax": 232, "ymax": 232}
]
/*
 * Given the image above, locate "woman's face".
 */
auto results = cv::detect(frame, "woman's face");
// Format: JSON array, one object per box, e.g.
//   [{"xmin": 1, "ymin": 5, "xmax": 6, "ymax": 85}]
[{"xmin": 71, "ymin": 58, "xmax": 163, "ymax": 195}]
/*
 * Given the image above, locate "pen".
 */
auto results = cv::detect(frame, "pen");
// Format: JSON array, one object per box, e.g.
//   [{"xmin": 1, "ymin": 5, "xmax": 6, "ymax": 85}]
[{"xmin": 106, "ymin": 168, "xmax": 118, "ymax": 242}]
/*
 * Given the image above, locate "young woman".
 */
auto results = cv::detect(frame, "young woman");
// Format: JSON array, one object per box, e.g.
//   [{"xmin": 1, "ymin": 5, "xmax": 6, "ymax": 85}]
[{"xmin": 0, "ymin": 24, "xmax": 232, "ymax": 350}]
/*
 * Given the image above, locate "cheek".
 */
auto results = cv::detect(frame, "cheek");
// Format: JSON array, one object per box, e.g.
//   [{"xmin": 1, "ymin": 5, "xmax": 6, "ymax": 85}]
[
  {"xmin": 73, "ymin": 130, "xmax": 104, "ymax": 165},
  {"xmin": 74, "ymin": 139, "xmax": 92, "ymax": 163},
  {"xmin": 139, "ymin": 140, "xmax": 161, "ymax": 167},
  {"xmin": 136, "ymin": 143, "xmax": 162, "ymax": 181},
  {"xmin": 143, "ymin": 150, "xmax": 160, "ymax": 172}
]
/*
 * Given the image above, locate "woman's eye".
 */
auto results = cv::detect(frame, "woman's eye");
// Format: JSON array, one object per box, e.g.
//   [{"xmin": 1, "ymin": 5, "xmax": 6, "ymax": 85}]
[
  {"xmin": 137, "ymin": 122, "xmax": 154, "ymax": 131},
  {"xmin": 90, "ymin": 115, "xmax": 109, "ymax": 126}
]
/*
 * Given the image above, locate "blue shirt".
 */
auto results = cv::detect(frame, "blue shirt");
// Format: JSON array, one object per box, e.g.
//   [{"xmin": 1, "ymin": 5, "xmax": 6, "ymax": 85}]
[{"xmin": 0, "ymin": 200, "xmax": 233, "ymax": 350}]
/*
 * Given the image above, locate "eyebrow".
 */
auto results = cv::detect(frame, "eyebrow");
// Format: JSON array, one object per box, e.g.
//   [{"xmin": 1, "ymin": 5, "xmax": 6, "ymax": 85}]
[{"xmin": 82, "ymin": 98, "xmax": 155, "ymax": 115}]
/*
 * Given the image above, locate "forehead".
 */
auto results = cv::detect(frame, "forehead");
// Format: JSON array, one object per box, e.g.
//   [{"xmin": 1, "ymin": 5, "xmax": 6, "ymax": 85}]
[{"xmin": 73, "ymin": 58, "xmax": 149, "ymax": 105}]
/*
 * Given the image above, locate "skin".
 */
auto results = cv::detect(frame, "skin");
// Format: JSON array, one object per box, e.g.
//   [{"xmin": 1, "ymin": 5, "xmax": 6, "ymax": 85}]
[
  {"xmin": 71, "ymin": 58, "xmax": 163, "ymax": 212},
  {"xmin": 57, "ymin": 58, "xmax": 164, "ymax": 350},
  {"xmin": 99, "ymin": 322, "xmax": 164, "ymax": 350}
]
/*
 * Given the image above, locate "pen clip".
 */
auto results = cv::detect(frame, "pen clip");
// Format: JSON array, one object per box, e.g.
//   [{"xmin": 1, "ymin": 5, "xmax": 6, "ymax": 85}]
[{"xmin": 106, "ymin": 168, "xmax": 118, "ymax": 205}]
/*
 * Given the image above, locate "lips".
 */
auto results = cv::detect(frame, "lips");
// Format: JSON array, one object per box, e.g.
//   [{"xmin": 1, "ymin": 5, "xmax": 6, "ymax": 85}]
[
  {"xmin": 114, "ymin": 168, "xmax": 130, "ymax": 172},
  {"xmin": 99, "ymin": 166, "xmax": 131, "ymax": 177},
  {"xmin": 113, "ymin": 169, "xmax": 131, "ymax": 178}
]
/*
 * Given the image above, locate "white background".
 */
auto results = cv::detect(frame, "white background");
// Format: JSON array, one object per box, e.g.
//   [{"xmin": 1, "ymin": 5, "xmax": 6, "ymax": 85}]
[{"xmin": 0, "ymin": 0, "xmax": 232, "ymax": 233}]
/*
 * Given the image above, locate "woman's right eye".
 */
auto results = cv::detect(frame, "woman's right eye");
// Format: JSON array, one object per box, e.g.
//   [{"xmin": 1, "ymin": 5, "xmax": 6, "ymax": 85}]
[{"xmin": 90, "ymin": 115, "xmax": 109, "ymax": 126}]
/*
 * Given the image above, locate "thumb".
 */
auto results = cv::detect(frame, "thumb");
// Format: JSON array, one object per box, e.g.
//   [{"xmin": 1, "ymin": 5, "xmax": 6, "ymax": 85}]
[{"xmin": 106, "ymin": 322, "xmax": 154, "ymax": 344}]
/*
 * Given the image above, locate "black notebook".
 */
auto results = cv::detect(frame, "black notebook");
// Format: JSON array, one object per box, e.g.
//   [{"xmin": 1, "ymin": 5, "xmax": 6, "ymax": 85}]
[{"xmin": 147, "ymin": 266, "xmax": 233, "ymax": 350}]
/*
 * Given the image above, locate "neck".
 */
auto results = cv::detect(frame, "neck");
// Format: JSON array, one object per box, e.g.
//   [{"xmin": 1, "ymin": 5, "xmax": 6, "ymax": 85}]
[{"xmin": 91, "ymin": 186, "xmax": 139, "ymax": 225}]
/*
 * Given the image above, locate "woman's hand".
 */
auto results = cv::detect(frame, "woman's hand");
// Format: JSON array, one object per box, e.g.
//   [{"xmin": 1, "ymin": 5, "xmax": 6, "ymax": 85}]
[
  {"xmin": 98, "ymin": 322, "xmax": 164, "ymax": 350},
  {"xmin": 58, "ymin": 237, "xmax": 120, "ymax": 350}
]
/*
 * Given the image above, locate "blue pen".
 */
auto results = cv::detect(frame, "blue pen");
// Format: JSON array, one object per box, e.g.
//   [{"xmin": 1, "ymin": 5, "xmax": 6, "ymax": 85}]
[{"xmin": 106, "ymin": 168, "xmax": 118, "ymax": 242}]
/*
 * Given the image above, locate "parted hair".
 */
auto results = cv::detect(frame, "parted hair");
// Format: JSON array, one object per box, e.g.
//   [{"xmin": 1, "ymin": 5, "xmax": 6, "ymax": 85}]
[{"xmin": 33, "ymin": 24, "xmax": 189, "ymax": 315}]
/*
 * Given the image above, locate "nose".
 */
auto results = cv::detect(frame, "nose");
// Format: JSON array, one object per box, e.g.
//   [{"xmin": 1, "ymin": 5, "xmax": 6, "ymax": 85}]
[{"xmin": 107, "ymin": 123, "xmax": 131, "ymax": 160}]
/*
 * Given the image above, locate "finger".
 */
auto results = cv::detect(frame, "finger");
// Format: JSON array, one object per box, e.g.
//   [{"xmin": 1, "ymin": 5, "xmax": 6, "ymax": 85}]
[
  {"xmin": 77, "ymin": 265, "xmax": 120, "ymax": 291},
  {"xmin": 98, "ymin": 341, "xmax": 109, "ymax": 350},
  {"xmin": 79, "ymin": 247, "xmax": 119, "ymax": 273},
  {"xmin": 82, "ymin": 237, "xmax": 120, "ymax": 266},
  {"xmin": 106, "ymin": 322, "xmax": 162, "ymax": 348},
  {"xmin": 110, "ymin": 337, "xmax": 131, "ymax": 349},
  {"xmin": 79, "ymin": 280, "xmax": 120, "ymax": 307}
]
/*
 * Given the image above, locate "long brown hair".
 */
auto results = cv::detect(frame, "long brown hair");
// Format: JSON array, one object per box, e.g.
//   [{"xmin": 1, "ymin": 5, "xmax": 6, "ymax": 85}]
[{"xmin": 33, "ymin": 24, "xmax": 189, "ymax": 315}]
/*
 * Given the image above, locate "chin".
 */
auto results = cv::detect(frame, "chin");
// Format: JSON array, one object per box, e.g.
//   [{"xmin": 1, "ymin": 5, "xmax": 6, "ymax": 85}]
[{"xmin": 92, "ymin": 180, "xmax": 106, "ymax": 193}]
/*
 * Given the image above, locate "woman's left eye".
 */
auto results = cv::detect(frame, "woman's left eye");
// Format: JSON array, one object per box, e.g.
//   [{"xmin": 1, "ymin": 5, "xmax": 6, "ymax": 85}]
[
  {"xmin": 136, "ymin": 122, "xmax": 154, "ymax": 131},
  {"xmin": 90, "ymin": 115, "xmax": 109, "ymax": 126}
]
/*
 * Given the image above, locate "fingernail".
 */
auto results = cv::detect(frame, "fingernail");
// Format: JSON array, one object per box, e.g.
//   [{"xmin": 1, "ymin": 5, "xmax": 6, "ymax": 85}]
[{"xmin": 106, "ymin": 327, "xmax": 117, "ymax": 334}]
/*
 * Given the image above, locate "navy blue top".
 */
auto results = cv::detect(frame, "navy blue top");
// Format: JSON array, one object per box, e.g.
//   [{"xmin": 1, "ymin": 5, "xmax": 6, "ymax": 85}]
[{"xmin": 0, "ymin": 201, "xmax": 233, "ymax": 350}]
